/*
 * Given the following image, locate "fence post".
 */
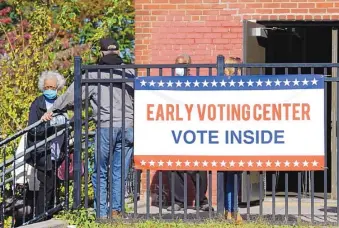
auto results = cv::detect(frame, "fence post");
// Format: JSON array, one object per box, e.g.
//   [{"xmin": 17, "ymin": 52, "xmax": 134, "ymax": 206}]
[
  {"xmin": 216, "ymin": 55, "xmax": 225, "ymax": 216},
  {"xmin": 73, "ymin": 56, "xmax": 82, "ymax": 208}
]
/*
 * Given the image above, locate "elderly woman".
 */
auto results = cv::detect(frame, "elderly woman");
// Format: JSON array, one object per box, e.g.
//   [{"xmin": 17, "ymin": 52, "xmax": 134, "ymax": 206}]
[
  {"xmin": 224, "ymin": 57, "xmax": 243, "ymax": 223},
  {"xmin": 25, "ymin": 71, "xmax": 67, "ymax": 217}
]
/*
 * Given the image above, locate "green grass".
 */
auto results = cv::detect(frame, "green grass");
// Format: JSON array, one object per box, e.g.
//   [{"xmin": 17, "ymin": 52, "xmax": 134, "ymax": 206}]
[{"xmin": 93, "ymin": 220, "xmax": 329, "ymax": 228}]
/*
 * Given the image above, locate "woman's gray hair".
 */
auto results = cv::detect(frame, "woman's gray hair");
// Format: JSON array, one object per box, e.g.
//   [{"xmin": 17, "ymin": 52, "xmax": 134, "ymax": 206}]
[{"xmin": 38, "ymin": 71, "xmax": 66, "ymax": 91}]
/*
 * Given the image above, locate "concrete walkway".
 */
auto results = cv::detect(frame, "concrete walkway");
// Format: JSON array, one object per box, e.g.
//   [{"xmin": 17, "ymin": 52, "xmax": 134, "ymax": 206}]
[{"xmin": 127, "ymin": 196, "xmax": 338, "ymax": 225}]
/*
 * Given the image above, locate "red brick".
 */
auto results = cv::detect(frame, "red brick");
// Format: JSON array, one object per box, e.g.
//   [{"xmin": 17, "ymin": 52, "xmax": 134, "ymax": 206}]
[
  {"xmin": 186, "ymin": 0, "xmax": 203, "ymax": 3},
  {"xmin": 298, "ymin": 3, "xmax": 315, "ymax": 8},
  {"xmin": 160, "ymin": 4, "xmax": 177, "ymax": 9},
  {"xmin": 186, "ymin": 10, "xmax": 203, "ymax": 15},
  {"xmin": 194, "ymin": 38, "xmax": 212, "ymax": 44},
  {"xmin": 327, "ymin": 8, "xmax": 339, "ymax": 14},
  {"xmin": 255, "ymin": 9, "xmax": 273, "ymax": 14},
  {"xmin": 273, "ymin": 9, "xmax": 290, "ymax": 14},
  {"xmin": 316, "ymin": 3, "xmax": 334, "ymax": 8},
  {"xmin": 309, "ymin": 8, "xmax": 327, "ymax": 14},
  {"xmin": 213, "ymin": 39, "xmax": 231, "ymax": 44},
  {"xmin": 291, "ymin": 9, "xmax": 308, "ymax": 14},
  {"xmin": 212, "ymin": 27, "xmax": 230, "ymax": 33},
  {"xmin": 153, "ymin": 0, "xmax": 168, "ymax": 2},
  {"xmin": 281, "ymin": 3, "xmax": 297, "ymax": 8},
  {"xmin": 143, "ymin": 4, "xmax": 160, "ymax": 9},
  {"xmin": 222, "ymin": 33, "xmax": 238, "ymax": 39},
  {"xmin": 245, "ymin": 3, "xmax": 262, "ymax": 8},
  {"xmin": 204, "ymin": 33, "xmax": 222, "ymax": 38},
  {"xmin": 263, "ymin": 3, "xmax": 280, "ymax": 8}
]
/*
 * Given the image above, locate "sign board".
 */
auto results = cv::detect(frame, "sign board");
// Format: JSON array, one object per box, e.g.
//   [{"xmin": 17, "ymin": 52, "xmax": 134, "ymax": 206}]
[{"xmin": 134, "ymin": 75, "xmax": 325, "ymax": 171}]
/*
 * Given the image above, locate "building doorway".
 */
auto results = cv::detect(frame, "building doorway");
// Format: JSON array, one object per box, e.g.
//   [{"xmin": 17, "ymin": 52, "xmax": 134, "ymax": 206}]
[{"xmin": 243, "ymin": 20, "xmax": 337, "ymax": 196}]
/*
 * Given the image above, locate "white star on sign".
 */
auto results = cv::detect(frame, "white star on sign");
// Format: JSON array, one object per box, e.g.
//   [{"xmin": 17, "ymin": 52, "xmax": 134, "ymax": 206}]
[
  {"xmin": 256, "ymin": 79, "xmax": 263, "ymax": 87},
  {"xmin": 230, "ymin": 160, "xmax": 235, "ymax": 167},
  {"xmin": 302, "ymin": 78, "xmax": 309, "ymax": 86},
  {"xmin": 311, "ymin": 78, "xmax": 318, "ymax": 85},
  {"xmin": 284, "ymin": 160, "xmax": 290, "ymax": 167},
  {"xmin": 303, "ymin": 160, "xmax": 309, "ymax": 167},
  {"xmin": 247, "ymin": 160, "xmax": 253, "ymax": 167},
  {"xmin": 167, "ymin": 81, "xmax": 173, "ymax": 87},
  {"xmin": 238, "ymin": 160, "xmax": 244, "ymax": 167},
  {"xmin": 211, "ymin": 161, "xmax": 217, "ymax": 167},
  {"xmin": 140, "ymin": 80, "xmax": 147, "ymax": 86},
  {"xmin": 220, "ymin": 80, "xmax": 227, "ymax": 87},
  {"xmin": 149, "ymin": 160, "xmax": 155, "ymax": 166},
  {"xmin": 265, "ymin": 79, "xmax": 272, "ymax": 86},
  {"xmin": 149, "ymin": 80, "xmax": 156, "ymax": 86},
  {"xmin": 293, "ymin": 160, "xmax": 299, "ymax": 167},
  {"xmin": 211, "ymin": 80, "xmax": 218, "ymax": 87},
  {"xmin": 275, "ymin": 160, "xmax": 281, "ymax": 167},
  {"xmin": 256, "ymin": 161, "xmax": 263, "ymax": 167},
  {"xmin": 141, "ymin": 160, "xmax": 146, "ymax": 166},
  {"xmin": 176, "ymin": 80, "xmax": 182, "ymax": 87},
  {"xmin": 247, "ymin": 80, "xmax": 254, "ymax": 87},
  {"xmin": 176, "ymin": 160, "xmax": 182, "ymax": 167},
  {"xmin": 185, "ymin": 160, "xmax": 191, "ymax": 167},
  {"xmin": 266, "ymin": 160, "xmax": 272, "ymax": 167},
  {"xmin": 158, "ymin": 80, "xmax": 165, "ymax": 87},
  {"xmin": 194, "ymin": 160, "xmax": 199, "ymax": 167},
  {"xmin": 184, "ymin": 80, "xmax": 191, "ymax": 87},
  {"xmin": 193, "ymin": 80, "xmax": 200, "ymax": 87},
  {"xmin": 202, "ymin": 80, "xmax": 209, "ymax": 87},
  {"xmin": 158, "ymin": 160, "xmax": 164, "ymax": 166},
  {"xmin": 312, "ymin": 160, "xmax": 318, "ymax": 167},
  {"xmin": 293, "ymin": 78, "xmax": 300, "ymax": 86},
  {"xmin": 229, "ymin": 80, "xmax": 236, "ymax": 87},
  {"xmin": 284, "ymin": 79, "xmax": 290, "ymax": 86},
  {"xmin": 238, "ymin": 80, "xmax": 245, "ymax": 87},
  {"xmin": 202, "ymin": 161, "xmax": 208, "ymax": 167},
  {"xmin": 274, "ymin": 79, "xmax": 281, "ymax": 86},
  {"xmin": 167, "ymin": 160, "xmax": 173, "ymax": 167},
  {"xmin": 220, "ymin": 160, "xmax": 226, "ymax": 167}
]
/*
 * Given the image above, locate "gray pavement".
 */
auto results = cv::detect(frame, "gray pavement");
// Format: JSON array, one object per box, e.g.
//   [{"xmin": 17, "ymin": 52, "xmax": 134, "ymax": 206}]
[{"xmin": 127, "ymin": 196, "xmax": 338, "ymax": 225}]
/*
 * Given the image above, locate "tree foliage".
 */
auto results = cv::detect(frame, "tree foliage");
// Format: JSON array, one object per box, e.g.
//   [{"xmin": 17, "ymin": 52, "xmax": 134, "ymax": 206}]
[{"xmin": 0, "ymin": 0, "xmax": 134, "ymax": 149}]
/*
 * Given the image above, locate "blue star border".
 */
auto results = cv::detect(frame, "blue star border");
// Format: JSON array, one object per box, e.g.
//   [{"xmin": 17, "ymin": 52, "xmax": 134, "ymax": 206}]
[{"xmin": 135, "ymin": 75, "xmax": 324, "ymax": 91}]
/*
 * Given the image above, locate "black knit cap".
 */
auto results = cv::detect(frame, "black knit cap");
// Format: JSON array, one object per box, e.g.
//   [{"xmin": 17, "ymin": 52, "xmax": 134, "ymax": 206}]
[{"xmin": 99, "ymin": 38, "xmax": 119, "ymax": 51}]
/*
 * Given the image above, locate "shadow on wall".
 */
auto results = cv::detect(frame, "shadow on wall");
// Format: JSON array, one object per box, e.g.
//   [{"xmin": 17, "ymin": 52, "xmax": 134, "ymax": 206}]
[{"xmin": 150, "ymin": 171, "xmax": 198, "ymax": 207}]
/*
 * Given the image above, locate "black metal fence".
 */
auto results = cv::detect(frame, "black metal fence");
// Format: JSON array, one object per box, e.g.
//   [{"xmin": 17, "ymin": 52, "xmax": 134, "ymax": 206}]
[
  {"xmin": 0, "ymin": 55, "xmax": 339, "ymax": 227},
  {"xmin": 71, "ymin": 55, "xmax": 339, "ymax": 225}
]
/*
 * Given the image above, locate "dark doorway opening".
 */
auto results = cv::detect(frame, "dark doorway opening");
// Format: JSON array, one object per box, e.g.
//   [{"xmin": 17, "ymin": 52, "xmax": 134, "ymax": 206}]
[{"xmin": 257, "ymin": 22, "xmax": 334, "ymax": 194}]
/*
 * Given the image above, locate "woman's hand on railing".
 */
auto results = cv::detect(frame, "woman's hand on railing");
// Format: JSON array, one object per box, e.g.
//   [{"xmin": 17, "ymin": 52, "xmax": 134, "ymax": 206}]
[{"xmin": 41, "ymin": 112, "xmax": 53, "ymax": 121}]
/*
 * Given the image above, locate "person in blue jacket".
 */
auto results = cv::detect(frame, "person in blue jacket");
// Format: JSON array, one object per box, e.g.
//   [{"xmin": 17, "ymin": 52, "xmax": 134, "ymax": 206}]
[{"xmin": 224, "ymin": 56, "xmax": 243, "ymax": 223}]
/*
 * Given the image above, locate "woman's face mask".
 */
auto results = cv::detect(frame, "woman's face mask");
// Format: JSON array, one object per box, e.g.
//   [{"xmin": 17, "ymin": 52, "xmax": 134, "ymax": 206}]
[
  {"xmin": 43, "ymin": 89, "xmax": 57, "ymax": 100},
  {"xmin": 175, "ymin": 68, "xmax": 185, "ymax": 76}
]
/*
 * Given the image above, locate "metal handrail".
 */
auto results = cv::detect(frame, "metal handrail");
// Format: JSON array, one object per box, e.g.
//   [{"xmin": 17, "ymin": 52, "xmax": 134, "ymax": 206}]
[
  {"xmin": 0, "ymin": 113, "xmax": 61, "ymax": 147},
  {"xmin": 0, "ymin": 130, "xmax": 96, "ymax": 187}
]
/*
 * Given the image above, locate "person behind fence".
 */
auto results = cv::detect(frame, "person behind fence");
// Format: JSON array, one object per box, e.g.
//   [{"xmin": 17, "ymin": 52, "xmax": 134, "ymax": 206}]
[
  {"xmin": 25, "ymin": 71, "xmax": 67, "ymax": 217},
  {"xmin": 174, "ymin": 54, "xmax": 191, "ymax": 76},
  {"xmin": 40, "ymin": 37, "xmax": 135, "ymax": 219},
  {"xmin": 167, "ymin": 54, "xmax": 212, "ymax": 212},
  {"xmin": 224, "ymin": 56, "xmax": 243, "ymax": 223}
]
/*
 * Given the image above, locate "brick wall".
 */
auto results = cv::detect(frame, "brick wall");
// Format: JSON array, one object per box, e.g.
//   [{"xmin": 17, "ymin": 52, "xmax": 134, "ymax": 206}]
[{"xmin": 135, "ymin": 0, "xmax": 339, "ymax": 206}]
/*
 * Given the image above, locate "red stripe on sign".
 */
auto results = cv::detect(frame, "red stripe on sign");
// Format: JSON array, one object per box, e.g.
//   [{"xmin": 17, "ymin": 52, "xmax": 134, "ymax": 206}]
[{"xmin": 134, "ymin": 155, "xmax": 324, "ymax": 171}]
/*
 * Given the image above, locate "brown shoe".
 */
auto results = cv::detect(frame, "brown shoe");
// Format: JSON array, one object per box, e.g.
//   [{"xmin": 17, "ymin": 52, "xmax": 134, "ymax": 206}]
[
  {"xmin": 112, "ymin": 210, "xmax": 121, "ymax": 219},
  {"xmin": 234, "ymin": 212, "xmax": 243, "ymax": 225},
  {"xmin": 225, "ymin": 210, "xmax": 232, "ymax": 220}
]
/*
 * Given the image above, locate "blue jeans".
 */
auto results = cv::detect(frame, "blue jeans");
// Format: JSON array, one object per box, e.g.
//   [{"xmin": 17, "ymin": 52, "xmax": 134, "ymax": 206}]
[
  {"xmin": 92, "ymin": 127, "xmax": 134, "ymax": 217},
  {"xmin": 224, "ymin": 172, "xmax": 240, "ymax": 212}
]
